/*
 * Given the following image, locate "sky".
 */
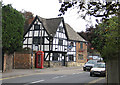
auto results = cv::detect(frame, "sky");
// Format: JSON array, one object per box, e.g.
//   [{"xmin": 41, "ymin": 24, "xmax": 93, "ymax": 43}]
[{"xmin": 2, "ymin": 0, "xmax": 98, "ymax": 32}]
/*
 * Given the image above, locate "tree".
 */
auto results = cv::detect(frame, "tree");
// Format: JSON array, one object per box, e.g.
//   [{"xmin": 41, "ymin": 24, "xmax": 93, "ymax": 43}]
[
  {"xmin": 59, "ymin": 0, "xmax": 119, "ymax": 59},
  {"xmin": 2, "ymin": 4, "xmax": 25, "ymax": 54},
  {"xmin": 59, "ymin": 1, "xmax": 120, "ymax": 21},
  {"xmin": 91, "ymin": 16, "xmax": 119, "ymax": 61},
  {"xmin": 78, "ymin": 26, "xmax": 96, "ymax": 52},
  {"xmin": 21, "ymin": 11, "xmax": 34, "ymax": 33}
]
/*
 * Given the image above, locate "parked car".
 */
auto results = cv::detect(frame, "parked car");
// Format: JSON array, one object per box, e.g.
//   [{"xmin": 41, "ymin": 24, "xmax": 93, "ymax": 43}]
[
  {"xmin": 83, "ymin": 60, "xmax": 98, "ymax": 71},
  {"xmin": 90, "ymin": 62, "xmax": 106, "ymax": 77}
]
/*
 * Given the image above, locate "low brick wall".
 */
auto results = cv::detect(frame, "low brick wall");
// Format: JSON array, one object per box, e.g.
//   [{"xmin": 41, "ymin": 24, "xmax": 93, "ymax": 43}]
[
  {"xmin": 65, "ymin": 62, "xmax": 84, "ymax": 67},
  {"xmin": 44, "ymin": 61, "xmax": 62, "ymax": 67},
  {"xmin": 14, "ymin": 52, "xmax": 35, "ymax": 69},
  {"xmin": 44, "ymin": 61, "xmax": 84, "ymax": 67},
  {"xmin": 3, "ymin": 53, "xmax": 13, "ymax": 72}
]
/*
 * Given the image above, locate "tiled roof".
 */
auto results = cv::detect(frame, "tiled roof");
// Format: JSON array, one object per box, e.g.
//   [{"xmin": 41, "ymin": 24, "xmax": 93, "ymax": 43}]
[
  {"xmin": 65, "ymin": 23, "xmax": 86, "ymax": 42},
  {"xmin": 38, "ymin": 16, "xmax": 63, "ymax": 37},
  {"xmin": 24, "ymin": 15, "xmax": 86, "ymax": 42}
]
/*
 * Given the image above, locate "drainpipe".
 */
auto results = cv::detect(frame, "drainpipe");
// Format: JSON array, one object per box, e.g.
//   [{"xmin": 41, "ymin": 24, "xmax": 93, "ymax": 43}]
[
  {"xmin": 31, "ymin": 26, "xmax": 34, "ymax": 69},
  {"xmin": 31, "ymin": 44, "xmax": 33, "ymax": 69},
  {"xmin": 48, "ymin": 35, "xmax": 52, "ymax": 67}
]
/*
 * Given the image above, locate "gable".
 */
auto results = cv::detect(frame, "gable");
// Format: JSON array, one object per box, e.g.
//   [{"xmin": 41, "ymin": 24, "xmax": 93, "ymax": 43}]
[
  {"xmin": 52, "ymin": 21, "xmax": 67, "ymax": 52},
  {"xmin": 40, "ymin": 17, "xmax": 63, "ymax": 37}
]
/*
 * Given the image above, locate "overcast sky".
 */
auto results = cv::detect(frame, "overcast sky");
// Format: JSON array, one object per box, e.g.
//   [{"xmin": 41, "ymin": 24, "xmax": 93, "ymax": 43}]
[{"xmin": 2, "ymin": 0, "xmax": 98, "ymax": 32}]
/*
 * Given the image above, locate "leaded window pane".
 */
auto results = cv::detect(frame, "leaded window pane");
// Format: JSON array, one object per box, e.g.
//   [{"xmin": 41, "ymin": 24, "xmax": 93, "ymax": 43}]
[
  {"xmin": 58, "ymin": 39, "xmax": 63, "ymax": 45},
  {"xmin": 59, "ymin": 26, "xmax": 63, "ymax": 33},
  {"xmin": 78, "ymin": 54, "xmax": 83, "ymax": 60},
  {"xmin": 34, "ymin": 24, "xmax": 40, "ymax": 30},
  {"xmin": 80, "ymin": 42, "xmax": 83, "ymax": 49},
  {"xmin": 69, "ymin": 55, "xmax": 74, "ymax": 61},
  {"xmin": 33, "ymin": 37, "xmax": 44, "ymax": 45},
  {"xmin": 53, "ymin": 53, "xmax": 59, "ymax": 61}
]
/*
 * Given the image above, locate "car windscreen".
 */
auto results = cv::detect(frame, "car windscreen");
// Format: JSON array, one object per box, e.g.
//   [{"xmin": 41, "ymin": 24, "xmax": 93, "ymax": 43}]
[
  {"xmin": 86, "ymin": 60, "xmax": 97, "ymax": 64},
  {"xmin": 94, "ymin": 63, "xmax": 105, "ymax": 68}
]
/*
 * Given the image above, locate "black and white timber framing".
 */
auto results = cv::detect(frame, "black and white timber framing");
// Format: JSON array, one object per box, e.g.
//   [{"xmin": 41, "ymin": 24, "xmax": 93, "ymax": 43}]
[{"xmin": 23, "ymin": 15, "xmax": 86, "ymax": 65}]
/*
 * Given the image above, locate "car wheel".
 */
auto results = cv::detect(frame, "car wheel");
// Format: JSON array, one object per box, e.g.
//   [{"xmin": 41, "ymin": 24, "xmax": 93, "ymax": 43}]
[
  {"xmin": 90, "ymin": 72, "xmax": 94, "ymax": 77},
  {"xmin": 83, "ymin": 68, "xmax": 86, "ymax": 71}
]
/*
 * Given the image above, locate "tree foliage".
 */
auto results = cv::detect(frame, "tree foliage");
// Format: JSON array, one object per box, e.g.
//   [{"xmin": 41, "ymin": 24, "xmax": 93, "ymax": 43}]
[
  {"xmin": 59, "ymin": 1, "xmax": 120, "ymax": 61},
  {"xmin": 2, "ymin": 4, "xmax": 25, "ymax": 54},
  {"xmin": 59, "ymin": 1, "xmax": 120, "ymax": 21},
  {"xmin": 21, "ymin": 11, "xmax": 34, "ymax": 33},
  {"xmin": 91, "ymin": 16, "xmax": 119, "ymax": 60},
  {"xmin": 78, "ymin": 27, "xmax": 96, "ymax": 52}
]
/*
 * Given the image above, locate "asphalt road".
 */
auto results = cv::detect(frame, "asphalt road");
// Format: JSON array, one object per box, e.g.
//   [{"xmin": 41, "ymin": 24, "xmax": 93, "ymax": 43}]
[{"xmin": 1, "ymin": 68, "xmax": 106, "ymax": 85}]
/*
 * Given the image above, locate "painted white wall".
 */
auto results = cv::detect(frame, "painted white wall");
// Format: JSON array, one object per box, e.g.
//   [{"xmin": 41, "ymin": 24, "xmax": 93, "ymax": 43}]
[
  {"xmin": 53, "ymin": 21, "xmax": 67, "ymax": 52},
  {"xmin": 23, "ymin": 19, "xmax": 49, "ymax": 52},
  {"xmin": 44, "ymin": 45, "xmax": 49, "ymax": 51},
  {"xmin": 28, "ymin": 38, "xmax": 32, "ymax": 44},
  {"xmin": 44, "ymin": 38, "xmax": 49, "ymax": 44}
]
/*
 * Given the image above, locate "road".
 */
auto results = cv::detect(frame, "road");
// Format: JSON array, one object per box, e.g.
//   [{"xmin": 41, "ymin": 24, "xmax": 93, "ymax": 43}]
[{"xmin": 1, "ymin": 68, "xmax": 106, "ymax": 85}]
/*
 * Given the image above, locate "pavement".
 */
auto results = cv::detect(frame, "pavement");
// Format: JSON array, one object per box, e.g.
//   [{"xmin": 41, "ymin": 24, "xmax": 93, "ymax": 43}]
[{"xmin": 1, "ymin": 66, "xmax": 83, "ymax": 78}]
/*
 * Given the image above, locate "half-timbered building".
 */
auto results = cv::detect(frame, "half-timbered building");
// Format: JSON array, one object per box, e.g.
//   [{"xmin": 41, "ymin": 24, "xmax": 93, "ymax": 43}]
[
  {"xmin": 23, "ymin": 15, "xmax": 87, "ymax": 67},
  {"xmin": 65, "ymin": 24, "xmax": 87, "ymax": 66}
]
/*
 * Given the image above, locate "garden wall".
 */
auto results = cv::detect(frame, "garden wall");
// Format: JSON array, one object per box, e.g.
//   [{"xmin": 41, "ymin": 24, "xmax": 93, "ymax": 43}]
[{"xmin": 14, "ymin": 52, "xmax": 35, "ymax": 69}]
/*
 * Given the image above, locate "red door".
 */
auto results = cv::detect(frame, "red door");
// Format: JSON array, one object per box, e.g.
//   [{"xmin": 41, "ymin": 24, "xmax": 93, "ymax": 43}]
[{"xmin": 36, "ymin": 51, "xmax": 44, "ymax": 68}]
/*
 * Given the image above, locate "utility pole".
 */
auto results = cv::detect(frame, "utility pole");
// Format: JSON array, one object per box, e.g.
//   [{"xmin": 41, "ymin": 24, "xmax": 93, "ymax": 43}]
[{"xmin": 31, "ymin": 26, "xmax": 34, "ymax": 69}]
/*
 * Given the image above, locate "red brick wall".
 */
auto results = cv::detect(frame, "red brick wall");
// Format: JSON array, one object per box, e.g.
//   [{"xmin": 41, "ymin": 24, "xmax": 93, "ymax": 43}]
[
  {"xmin": 3, "ymin": 53, "xmax": 13, "ymax": 72},
  {"xmin": 14, "ymin": 52, "xmax": 35, "ymax": 69},
  {"xmin": 76, "ymin": 42, "xmax": 87, "ymax": 64}
]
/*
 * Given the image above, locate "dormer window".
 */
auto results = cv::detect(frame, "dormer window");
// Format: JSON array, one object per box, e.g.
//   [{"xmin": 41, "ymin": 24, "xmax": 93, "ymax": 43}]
[
  {"xmin": 59, "ymin": 26, "xmax": 63, "ymax": 33},
  {"xmin": 34, "ymin": 24, "xmax": 40, "ymax": 30}
]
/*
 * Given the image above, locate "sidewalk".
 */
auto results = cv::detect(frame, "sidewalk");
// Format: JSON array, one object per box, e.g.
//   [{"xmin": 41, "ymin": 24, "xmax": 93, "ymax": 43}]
[{"xmin": 2, "ymin": 66, "xmax": 83, "ymax": 78}]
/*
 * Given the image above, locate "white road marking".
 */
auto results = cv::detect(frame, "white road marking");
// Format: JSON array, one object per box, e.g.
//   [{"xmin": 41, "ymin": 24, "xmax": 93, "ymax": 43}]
[
  {"xmin": 62, "ymin": 75, "xmax": 66, "ymax": 77},
  {"xmin": 31, "ymin": 80, "xmax": 44, "ymax": 83},
  {"xmin": 77, "ymin": 72, "xmax": 84, "ymax": 74},
  {"xmin": 60, "ymin": 76, "xmax": 64, "ymax": 78},
  {"xmin": 52, "ymin": 76, "xmax": 60, "ymax": 79},
  {"xmin": 73, "ymin": 72, "xmax": 83, "ymax": 75},
  {"xmin": 52, "ymin": 75, "xmax": 66, "ymax": 79},
  {"xmin": 72, "ymin": 73, "xmax": 76, "ymax": 75},
  {"xmin": 89, "ymin": 77, "xmax": 105, "ymax": 83}
]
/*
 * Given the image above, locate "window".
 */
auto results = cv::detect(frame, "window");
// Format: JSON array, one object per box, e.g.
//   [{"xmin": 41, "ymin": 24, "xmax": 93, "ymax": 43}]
[
  {"xmin": 33, "ymin": 37, "xmax": 38, "ymax": 44},
  {"xmin": 58, "ymin": 39, "xmax": 63, "ymax": 45},
  {"xmin": 78, "ymin": 54, "xmax": 83, "ymax": 60},
  {"xmin": 80, "ymin": 42, "xmax": 83, "ymax": 49},
  {"xmin": 69, "ymin": 55, "xmax": 74, "ymax": 61},
  {"xmin": 67, "ymin": 42, "xmax": 74, "ymax": 50},
  {"xmin": 53, "ymin": 53, "xmax": 59, "ymax": 61},
  {"xmin": 70, "ymin": 42, "xmax": 74, "ymax": 47},
  {"xmin": 33, "ymin": 37, "xmax": 44, "ymax": 45},
  {"xmin": 34, "ymin": 24, "xmax": 40, "ymax": 30},
  {"xmin": 59, "ymin": 26, "xmax": 63, "ymax": 33}
]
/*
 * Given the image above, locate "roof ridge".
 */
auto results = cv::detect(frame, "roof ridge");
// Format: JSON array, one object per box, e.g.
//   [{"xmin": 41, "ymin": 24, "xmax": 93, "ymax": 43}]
[{"xmin": 45, "ymin": 17, "xmax": 63, "ymax": 20}]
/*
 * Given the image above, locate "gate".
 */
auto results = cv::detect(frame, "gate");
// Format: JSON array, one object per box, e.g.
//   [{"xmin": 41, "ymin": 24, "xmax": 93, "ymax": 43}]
[{"xmin": 36, "ymin": 51, "xmax": 44, "ymax": 68}]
